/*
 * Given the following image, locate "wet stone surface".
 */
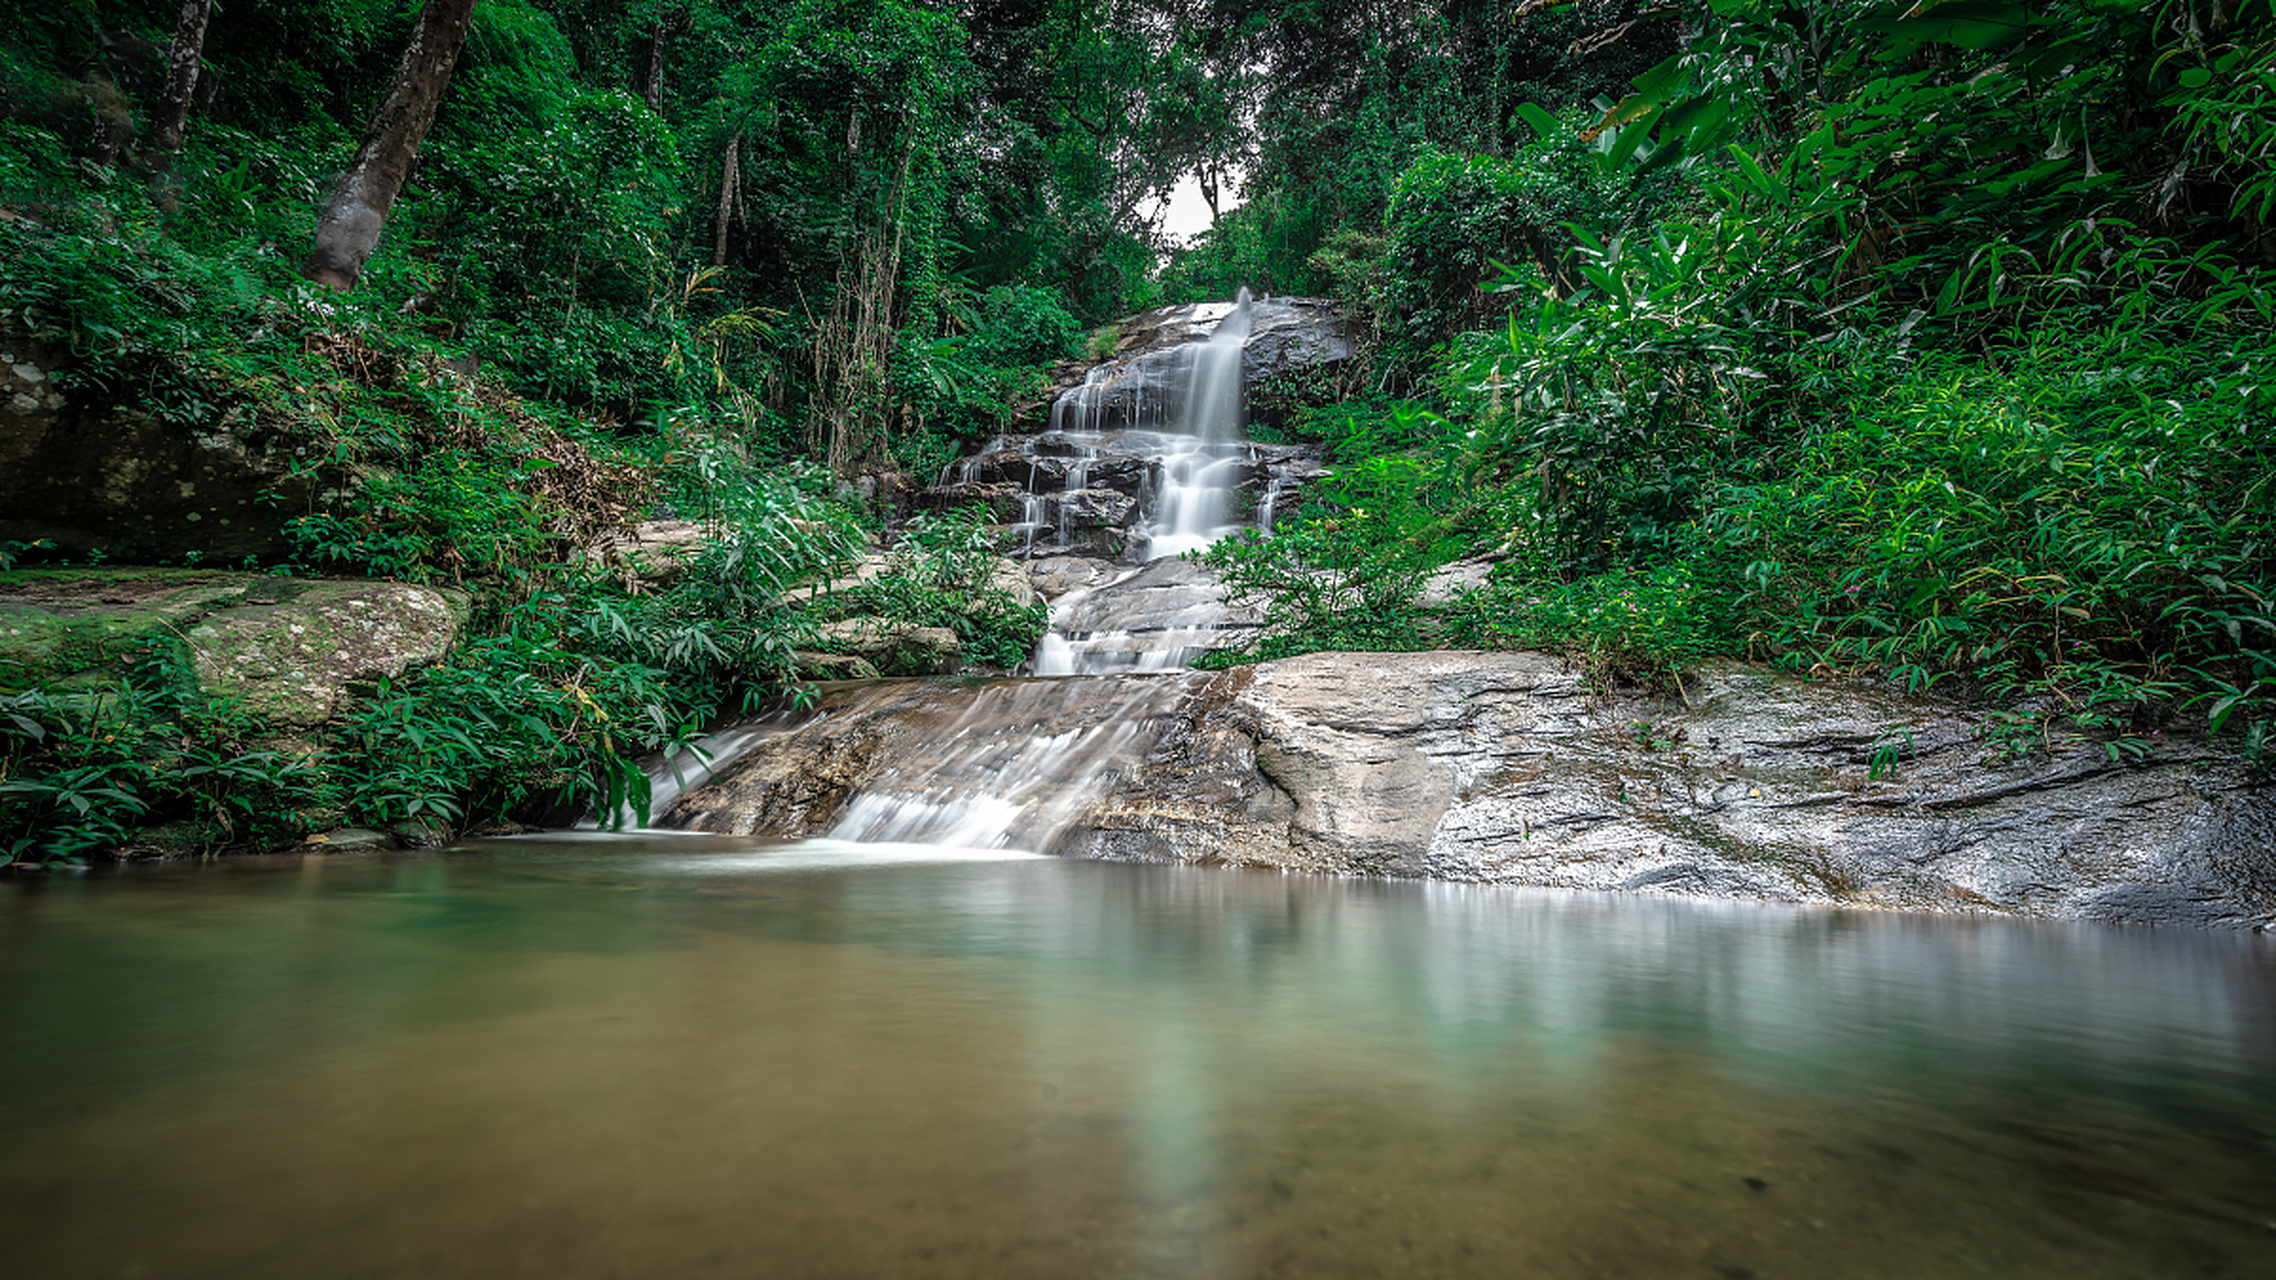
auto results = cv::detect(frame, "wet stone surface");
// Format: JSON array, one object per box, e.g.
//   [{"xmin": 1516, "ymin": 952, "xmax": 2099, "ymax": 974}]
[{"xmin": 670, "ymin": 651, "xmax": 2276, "ymax": 928}]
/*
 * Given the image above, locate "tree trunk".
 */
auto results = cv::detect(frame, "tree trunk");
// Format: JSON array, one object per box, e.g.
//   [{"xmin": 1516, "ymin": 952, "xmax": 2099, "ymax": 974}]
[
  {"xmin": 637, "ymin": 20, "xmax": 666, "ymax": 109},
  {"xmin": 304, "ymin": 0, "xmax": 479, "ymax": 291},
  {"xmin": 148, "ymin": 0, "xmax": 214, "ymax": 160},
  {"xmin": 712, "ymin": 134, "xmax": 740, "ymax": 267}
]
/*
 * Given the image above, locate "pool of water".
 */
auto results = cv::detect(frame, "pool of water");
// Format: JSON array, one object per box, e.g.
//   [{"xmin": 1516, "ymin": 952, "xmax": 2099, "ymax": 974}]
[{"xmin": 3, "ymin": 835, "xmax": 2271, "ymax": 1279}]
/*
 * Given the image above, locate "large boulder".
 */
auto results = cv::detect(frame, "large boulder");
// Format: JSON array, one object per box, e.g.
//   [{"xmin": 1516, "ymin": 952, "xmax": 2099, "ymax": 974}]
[
  {"xmin": 1025, "ymin": 556, "xmax": 1120, "ymax": 600},
  {"xmin": 663, "ymin": 651, "xmax": 2276, "ymax": 927},
  {"xmin": 0, "ymin": 570, "xmax": 467, "ymax": 727},
  {"xmin": 793, "ymin": 651, "xmax": 881, "ymax": 681}
]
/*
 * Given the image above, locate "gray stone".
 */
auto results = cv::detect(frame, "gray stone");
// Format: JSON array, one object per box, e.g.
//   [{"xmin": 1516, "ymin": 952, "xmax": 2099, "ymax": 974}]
[
  {"xmin": 305, "ymin": 827, "xmax": 395, "ymax": 851},
  {"xmin": 0, "ymin": 323, "xmax": 319, "ymax": 560},
  {"xmin": 1049, "ymin": 557, "xmax": 1258, "ymax": 641},
  {"xmin": 814, "ymin": 618, "xmax": 963, "ymax": 676},
  {"xmin": 796, "ymin": 553, "xmax": 896, "ymax": 603},
  {"xmin": 183, "ymin": 580, "xmax": 467, "ymax": 727},
  {"xmin": 794, "ymin": 651, "xmax": 882, "ymax": 681},
  {"xmin": 664, "ymin": 650, "xmax": 2276, "ymax": 928},
  {"xmin": 1050, "ymin": 489, "xmax": 1138, "ymax": 530},
  {"xmin": 581, "ymin": 520, "xmax": 709, "ymax": 585},
  {"xmin": 1416, "ymin": 559, "xmax": 1497, "ymax": 608},
  {"xmin": 919, "ymin": 481, "xmax": 1029, "ymax": 522},
  {"xmin": 1027, "ymin": 557, "xmax": 1120, "ymax": 599},
  {"xmin": 978, "ymin": 557, "xmax": 1040, "ymax": 612}
]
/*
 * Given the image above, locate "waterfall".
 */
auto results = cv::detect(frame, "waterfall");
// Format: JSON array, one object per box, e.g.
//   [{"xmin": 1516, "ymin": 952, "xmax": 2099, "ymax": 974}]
[
  {"xmin": 658, "ymin": 290, "xmax": 1333, "ymax": 847},
  {"xmin": 1141, "ymin": 286, "xmax": 1254, "ymax": 560},
  {"xmin": 1025, "ymin": 289, "xmax": 1268, "ymax": 675}
]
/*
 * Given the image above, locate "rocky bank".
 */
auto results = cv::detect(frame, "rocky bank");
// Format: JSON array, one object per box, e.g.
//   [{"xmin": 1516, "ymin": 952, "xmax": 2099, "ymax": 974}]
[{"xmin": 666, "ymin": 651, "xmax": 2276, "ymax": 929}]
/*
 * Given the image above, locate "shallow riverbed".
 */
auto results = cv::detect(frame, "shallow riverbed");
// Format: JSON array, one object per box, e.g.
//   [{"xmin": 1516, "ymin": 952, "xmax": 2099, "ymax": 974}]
[{"xmin": 3, "ymin": 834, "xmax": 2271, "ymax": 1279}]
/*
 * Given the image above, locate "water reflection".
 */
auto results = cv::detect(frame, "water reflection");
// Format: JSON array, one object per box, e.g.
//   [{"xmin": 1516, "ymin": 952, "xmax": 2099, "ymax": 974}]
[{"xmin": 1, "ymin": 840, "xmax": 2270, "ymax": 1279}]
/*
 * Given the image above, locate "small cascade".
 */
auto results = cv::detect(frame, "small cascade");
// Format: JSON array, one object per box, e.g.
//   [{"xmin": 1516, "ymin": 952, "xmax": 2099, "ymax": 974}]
[
  {"xmin": 665, "ymin": 676, "xmax": 1200, "ymax": 852},
  {"xmin": 1006, "ymin": 288, "xmax": 1288, "ymax": 674},
  {"xmin": 1030, "ymin": 558, "xmax": 1255, "ymax": 675},
  {"xmin": 1050, "ymin": 287, "xmax": 1257, "ymax": 564},
  {"xmin": 824, "ymin": 681, "xmax": 1174, "ymax": 848},
  {"xmin": 1139, "ymin": 288, "xmax": 1254, "ymax": 560}
]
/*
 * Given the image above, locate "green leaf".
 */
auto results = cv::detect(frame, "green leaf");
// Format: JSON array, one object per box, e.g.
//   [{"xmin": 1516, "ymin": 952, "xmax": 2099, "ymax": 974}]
[
  {"xmin": 1515, "ymin": 102, "xmax": 1559, "ymax": 142},
  {"xmin": 1602, "ymin": 112, "xmax": 1662, "ymax": 174},
  {"xmin": 1728, "ymin": 145, "xmax": 1784, "ymax": 205}
]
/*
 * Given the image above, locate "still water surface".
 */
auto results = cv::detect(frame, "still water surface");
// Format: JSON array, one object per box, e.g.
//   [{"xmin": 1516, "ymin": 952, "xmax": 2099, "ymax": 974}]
[{"xmin": 2, "ymin": 835, "xmax": 2272, "ymax": 1279}]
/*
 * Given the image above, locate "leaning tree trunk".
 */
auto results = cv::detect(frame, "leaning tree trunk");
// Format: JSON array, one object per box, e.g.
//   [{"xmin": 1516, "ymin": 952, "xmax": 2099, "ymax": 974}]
[
  {"xmin": 148, "ymin": 0, "xmax": 214, "ymax": 161},
  {"xmin": 304, "ymin": 0, "xmax": 479, "ymax": 290}
]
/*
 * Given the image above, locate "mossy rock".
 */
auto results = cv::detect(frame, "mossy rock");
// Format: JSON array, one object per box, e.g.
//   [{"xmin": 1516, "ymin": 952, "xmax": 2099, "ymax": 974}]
[
  {"xmin": 0, "ymin": 568, "xmax": 468, "ymax": 726},
  {"xmin": 0, "ymin": 568, "xmax": 244, "ymax": 694},
  {"xmin": 814, "ymin": 617, "xmax": 963, "ymax": 676}
]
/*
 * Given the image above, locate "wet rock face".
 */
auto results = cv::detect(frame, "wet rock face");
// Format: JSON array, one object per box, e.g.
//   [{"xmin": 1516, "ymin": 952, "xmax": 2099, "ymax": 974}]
[
  {"xmin": 918, "ymin": 298, "xmax": 1339, "ymax": 567},
  {"xmin": 0, "ymin": 324, "xmax": 317, "ymax": 561},
  {"xmin": 1219, "ymin": 654, "xmax": 2276, "ymax": 926},
  {"xmin": 664, "ymin": 651, "xmax": 2276, "ymax": 928},
  {"xmin": 1039, "ymin": 557, "xmax": 1261, "ymax": 672},
  {"xmin": 665, "ymin": 673, "xmax": 1296, "ymax": 863},
  {"xmin": 928, "ymin": 429, "xmax": 1319, "ymax": 564}
]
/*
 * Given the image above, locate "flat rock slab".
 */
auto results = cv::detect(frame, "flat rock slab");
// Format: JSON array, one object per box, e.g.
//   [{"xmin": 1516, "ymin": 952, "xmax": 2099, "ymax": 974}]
[
  {"xmin": 666, "ymin": 650, "xmax": 2275, "ymax": 927},
  {"xmin": 1221, "ymin": 653, "xmax": 2276, "ymax": 926},
  {"xmin": 0, "ymin": 570, "xmax": 466, "ymax": 727}
]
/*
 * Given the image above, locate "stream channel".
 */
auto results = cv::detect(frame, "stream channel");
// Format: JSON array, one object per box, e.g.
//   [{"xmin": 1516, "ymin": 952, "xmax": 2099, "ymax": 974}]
[{"xmin": 2, "ymin": 296, "xmax": 2272, "ymax": 1278}]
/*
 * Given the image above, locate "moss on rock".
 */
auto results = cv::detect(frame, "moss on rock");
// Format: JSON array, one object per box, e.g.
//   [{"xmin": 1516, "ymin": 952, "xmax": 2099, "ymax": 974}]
[{"xmin": 0, "ymin": 569, "xmax": 467, "ymax": 726}]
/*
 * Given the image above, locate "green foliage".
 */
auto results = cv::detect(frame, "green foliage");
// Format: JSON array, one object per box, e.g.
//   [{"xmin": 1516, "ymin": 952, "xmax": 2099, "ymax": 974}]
[
  {"xmin": 812, "ymin": 504, "xmax": 1048, "ymax": 669},
  {"xmin": 0, "ymin": 446, "xmax": 868, "ymax": 861},
  {"xmin": 1, "ymin": 646, "xmax": 325, "ymax": 864},
  {"xmin": 1718, "ymin": 338, "xmax": 2275, "ymax": 754},
  {"xmin": 963, "ymin": 285, "xmax": 1081, "ymax": 368},
  {"xmin": 1199, "ymin": 399, "xmax": 1483, "ymax": 663},
  {"xmin": 1446, "ymin": 557, "xmax": 1743, "ymax": 684},
  {"xmin": 1382, "ymin": 126, "xmax": 1666, "ymax": 360},
  {"xmin": 1201, "ymin": 1, "xmax": 2276, "ymax": 769},
  {"xmin": 612, "ymin": 456, "xmax": 865, "ymax": 690}
]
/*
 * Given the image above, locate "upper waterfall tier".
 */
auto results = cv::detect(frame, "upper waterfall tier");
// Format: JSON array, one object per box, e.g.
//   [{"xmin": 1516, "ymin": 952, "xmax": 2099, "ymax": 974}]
[
  {"xmin": 914, "ymin": 294, "xmax": 1343, "ymax": 672},
  {"xmin": 922, "ymin": 293, "xmax": 1341, "ymax": 566},
  {"xmin": 1028, "ymin": 294, "xmax": 1348, "ymax": 437}
]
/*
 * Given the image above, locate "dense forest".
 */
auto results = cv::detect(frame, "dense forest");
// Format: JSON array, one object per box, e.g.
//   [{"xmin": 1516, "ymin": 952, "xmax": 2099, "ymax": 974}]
[{"xmin": 2, "ymin": 0, "xmax": 2272, "ymax": 861}]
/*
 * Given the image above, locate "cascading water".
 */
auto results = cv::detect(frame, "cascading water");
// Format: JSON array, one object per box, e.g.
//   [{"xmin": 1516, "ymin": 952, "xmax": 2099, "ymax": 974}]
[
  {"xmin": 657, "ymin": 291, "xmax": 1338, "ymax": 849},
  {"xmin": 1138, "ymin": 286, "xmax": 1254, "ymax": 560},
  {"xmin": 1025, "ymin": 288, "xmax": 1273, "ymax": 676}
]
